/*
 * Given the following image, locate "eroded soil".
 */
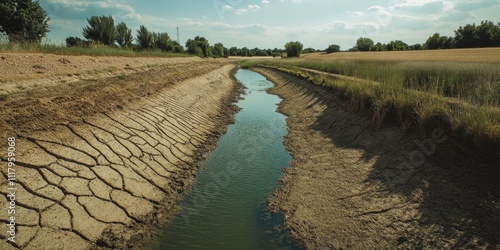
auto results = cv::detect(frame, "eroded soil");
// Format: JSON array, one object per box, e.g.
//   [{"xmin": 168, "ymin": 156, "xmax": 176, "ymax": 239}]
[
  {"xmin": 0, "ymin": 53, "xmax": 240, "ymax": 249},
  {"xmin": 255, "ymin": 67, "xmax": 500, "ymax": 249}
]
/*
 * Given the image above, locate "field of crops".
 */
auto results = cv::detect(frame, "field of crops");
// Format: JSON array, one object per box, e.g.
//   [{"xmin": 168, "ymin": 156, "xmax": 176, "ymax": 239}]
[{"xmin": 241, "ymin": 48, "xmax": 500, "ymax": 148}]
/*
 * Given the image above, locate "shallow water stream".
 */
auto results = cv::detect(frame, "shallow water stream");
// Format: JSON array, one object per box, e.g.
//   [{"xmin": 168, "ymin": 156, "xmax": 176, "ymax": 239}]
[{"xmin": 153, "ymin": 69, "xmax": 302, "ymax": 249}]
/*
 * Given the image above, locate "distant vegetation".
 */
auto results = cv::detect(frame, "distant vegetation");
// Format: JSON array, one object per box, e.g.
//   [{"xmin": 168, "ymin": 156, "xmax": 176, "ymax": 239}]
[
  {"xmin": 347, "ymin": 20, "xmax": 500, "ymax": 52},
  {"xmin": 0, "ymin": 0, "xmax": 50, "ymax": 43},
  {"xmin": 284, "ymin": 41, "xmax": 304, "ymax": 57},
  {"xmin": 0, "ymin": 1, "xmax": 498, "ymax": 59}
]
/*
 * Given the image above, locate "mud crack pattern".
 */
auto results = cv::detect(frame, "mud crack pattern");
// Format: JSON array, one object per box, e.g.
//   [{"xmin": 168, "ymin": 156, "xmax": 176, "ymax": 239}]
[{"xmin": 0, "ymin": 64, "xmax": 238, "ymax": 249}]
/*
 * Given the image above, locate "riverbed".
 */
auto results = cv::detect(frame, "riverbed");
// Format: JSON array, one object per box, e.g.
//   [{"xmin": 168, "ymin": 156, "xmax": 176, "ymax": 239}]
[{"xmin": 154, "ymin": 69, "xmax": 302, "ymax": 249}]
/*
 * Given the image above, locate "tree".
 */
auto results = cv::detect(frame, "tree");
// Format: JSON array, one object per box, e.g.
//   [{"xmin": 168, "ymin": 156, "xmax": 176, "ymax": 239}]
[
  {"xmin": 424, "ymin": 33, "xmax": 452, "ymax": 49},
  {"xmin": 409, "ymin": 43, "xmax": 422, "ymax": 50},
  {"xmin": 136, "ymin": 25, "xmax": 153, "ymax": 49},
  {"xmin": 229, "ymin": 47, "xmax": 238, "ymax": 56},
  {"xmin": 115, "ymin": 22, "xmax": 133, "ymax": 48},
  {"xmin": 169, "ymin": 40, "xmax": 184, "ymax": 53},
  {"xmin": 213, "ymin": 42, "xmax": 225, "ymax": 57},
  {"xmin": 454, "ymin": 23, "xmax": 479, "ymax": 48},
  {"xmin": 284, "ymin": 41, "xmax": 303, "ymax": 57},
  {"xmin": 355, "ymin": 37, "xmax": 374, "ymax": 51},
  {"xmin": 65, "ymin": 36, "xmax": 87, "ymax": 47},
  {"xmin": 387, "ymin": 40, "xmax": 408, "ymax": 51},
  {"xmin": 303, "ymin": 47, "xmax": 316, "ymax": 53},
  {"xmin": 185, "ymin": 36, "xmax": 211, "ymax": 57},
  {"xmin": 82, "ymin": 15, "xmax": 116, "ymax": 45},
  {"xmin": 372, "ymin": 42, "xmax": 386, "ymax": 51},
  {"xmin": 154, "ymin": 32, "xmax": 170, "ymax": 51},
  {"xmin": 0, "ymin": 0, "xmax": 50, "ymax": 43},
  {"xmin": 238, "ymin": 47, "xmax": 250, "ymax": 56},
  {"xmin": 325, "ymin": 44, "xmax": 340, "ymax": 53},
  {"xmin": 475, "ymin": 20, "xmax": 500, "ymax": 47}
]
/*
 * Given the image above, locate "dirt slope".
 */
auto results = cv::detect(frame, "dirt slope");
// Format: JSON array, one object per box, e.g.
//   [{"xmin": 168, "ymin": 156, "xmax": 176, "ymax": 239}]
[
  {"xmin": 0, "ymin": 54, "xmax": 239, "ymax": 249},
  {"xmin": 255, "ymin": 67, "xmax": 500, "ymax": 249}
]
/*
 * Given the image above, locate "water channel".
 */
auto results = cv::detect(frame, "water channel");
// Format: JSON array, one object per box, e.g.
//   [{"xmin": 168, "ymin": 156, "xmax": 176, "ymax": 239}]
[{"xmin": 154, "ymin": 69, "xmax": 302, "ymax": 249}]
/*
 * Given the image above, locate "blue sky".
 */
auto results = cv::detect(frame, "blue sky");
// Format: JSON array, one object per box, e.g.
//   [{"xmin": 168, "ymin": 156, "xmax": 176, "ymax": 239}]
[{"xmin": 40, "ymin": 0, "xmax": 500, "ymax": 50}]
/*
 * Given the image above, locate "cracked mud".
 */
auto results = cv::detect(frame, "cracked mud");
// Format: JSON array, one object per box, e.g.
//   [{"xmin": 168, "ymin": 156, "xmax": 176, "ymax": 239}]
[
  {"xmin": 0, "ymin": 55, "xmax": 239, "ymax": 249},
  {"xmin": 255, "ymin": 67, "xmax": 500, "ymax": 249}
]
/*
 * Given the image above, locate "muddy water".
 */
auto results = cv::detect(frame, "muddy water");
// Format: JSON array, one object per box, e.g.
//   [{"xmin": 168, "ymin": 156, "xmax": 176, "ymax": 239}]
[{"xmin": 154, "ymin": 69, "xmax": 302, "ymax": 249}]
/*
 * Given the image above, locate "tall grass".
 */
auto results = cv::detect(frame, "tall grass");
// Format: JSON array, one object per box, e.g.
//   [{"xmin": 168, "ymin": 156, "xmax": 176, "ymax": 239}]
[
  {"xmin": 253, "ymin": 61, "xmax": 500, "ymax": 148},
  {"xmin": 0, "ymin": 42, "xmax": 191, "ymax": 58},
  {"xmin": 264, "ymin": 59, "xmax": 500, "ymax": 107}
]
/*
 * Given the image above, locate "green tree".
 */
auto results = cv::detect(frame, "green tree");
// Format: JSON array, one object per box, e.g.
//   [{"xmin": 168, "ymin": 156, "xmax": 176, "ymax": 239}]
[
  {"xmin": 303, "ymin": 47, "xmax": 316, "ymax": 53},
  {"xmin": 82, "ymin": 15, "xmax": 116, "ymax": 45},
  {"xmin": 475, "ymin": 20, "xmax": 500, "ymax": 47},
  {"xmin": 454, "ymin": 23, "xmax": 479, "ymax": 48},
  {"xmin": 154, "ymin": 32, "xmax": 170, "ymax": 51},
  {"xmin": 185, "ymin": 36, "xmax": 211, "ymax": 57},
  {"xmin": 169, "ymin": 40, "xmax": 184, "ymax": 53},
  {"xmin": 229, "ymin": 47, "xmax": 238, "ymax": 56},
  {"xmin": 387, "ymin": 40, "xmax": 408, "ymax": 51},
  {"xmin": 284, "ymin": 41, "xmax": 303, "ymax": 57},
  {"xmin": 372, "ymin": 42, "xmax": 386, "ymax": 51},
  {"xmin": 409, "ymin": 43, "xmax": 422, "ymax": 50},
  {"xmin": 355, "ymin": 37, "xmax": 374, "ymax": 51},
  {"xmin": 0, "ymin": 0, "xmax": 50, "ymax": 43},
  {"xmin": 424, "ymin": 33, "xmax": 453, "ymax": 49},
  {"xmin": 325, "ymin": 44, "xmax": 340, "ymax": 53},
  {"xmin": 238, "ymin": 47, "xmax": 250, "ymax": 56},
  {"xmin": 65, "ymin": 36, "xmax": 86, "ymax": 47},
  {"xmin": 136, "ymin": 25, "xmax": 153, "ymax": 49},
  {"xmin": 213, "ymin": 43, "xmax": 225, "ymax": 57},
  {"xmin": 115, "ymin": 21, "xmax": 133, "ymax": 48}
]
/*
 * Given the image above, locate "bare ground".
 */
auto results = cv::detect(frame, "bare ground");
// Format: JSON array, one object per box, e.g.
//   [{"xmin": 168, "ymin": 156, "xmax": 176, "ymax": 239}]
[
  {"xmin": 0, "ymin": 53, "xmax": 240, "ymax": 249},
  {"xmin": 254, "ymin": 67, "xmax": 500, "ymax": 249}
]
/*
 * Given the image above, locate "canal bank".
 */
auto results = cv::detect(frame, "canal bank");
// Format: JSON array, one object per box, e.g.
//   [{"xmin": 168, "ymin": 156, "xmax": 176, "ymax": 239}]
[
  {"xmin": 254, "ymin": 66, "xmax": 500, "ymax": 249},
  {"xmin": 0, "ymin": 60, "xmax": 242, "ymax": 249}
]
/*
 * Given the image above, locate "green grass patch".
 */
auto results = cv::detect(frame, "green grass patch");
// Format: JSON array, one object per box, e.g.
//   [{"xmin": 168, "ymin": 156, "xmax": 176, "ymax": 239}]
[
  {"xmin": 0, "ymin": 42, "xmax": 192, "ymax": 58},
  {"xmin": 116, "ymin": 73, "xmax": 127, "ymax": 80}
]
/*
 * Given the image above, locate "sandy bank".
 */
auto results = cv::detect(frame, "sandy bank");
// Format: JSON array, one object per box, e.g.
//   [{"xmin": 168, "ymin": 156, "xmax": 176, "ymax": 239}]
[
  {"xmin": 254, "ymin": 67, "xmax": 500, "ymax": 249},
  {"xmin": 0, "ymin": 54, "xmax": 239, "ymax": 249}
]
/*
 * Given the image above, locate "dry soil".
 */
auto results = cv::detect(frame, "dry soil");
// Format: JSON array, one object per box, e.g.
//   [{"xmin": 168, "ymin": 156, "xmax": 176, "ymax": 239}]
[
  {"xmin": 0, "ymin": 53, "xmax": 240, "ymax": 249},
  {"xmin": 255, "ymin": 67, "xmax": 500, "ymax": 250}
]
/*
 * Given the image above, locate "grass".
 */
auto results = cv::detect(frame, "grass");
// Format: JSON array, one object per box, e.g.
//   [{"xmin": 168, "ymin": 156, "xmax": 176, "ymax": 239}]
[
  {"xmin": 116, "ymin": 73, "xmax": 127, "ymax": 80},
  {"xmin": 0, "ymin": 42, "xmax": 192, "ymax": 58},
  {"xmin": 242, "ymin": 52, "xmax": 500, "ymax": 148}
]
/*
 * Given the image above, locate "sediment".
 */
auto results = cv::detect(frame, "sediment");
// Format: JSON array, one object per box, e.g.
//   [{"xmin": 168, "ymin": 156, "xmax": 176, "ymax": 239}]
[
  {"xmin": 254, "ymin": 67, "xmax": 500, "ymax": 249},
  {"xmin": 0, "ymin": 56, "xmax": 240, "ymax": 249}
]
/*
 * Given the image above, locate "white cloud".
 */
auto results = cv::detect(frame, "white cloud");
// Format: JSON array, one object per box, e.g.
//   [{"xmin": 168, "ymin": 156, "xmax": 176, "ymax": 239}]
[
  {"xmin": 222, "ymin": 5, "xmax": 233, "ymax": 10},
  {"xmin": 351, "ymin": 11, "xmax": 364, "ymax": 17},
  {"xmin": 234, "ymin": 4, "xmax": 261, "ymax": 15},
  {"xmin": 262, "ymin": 0, "xmax": 270, "ymax": 6}
]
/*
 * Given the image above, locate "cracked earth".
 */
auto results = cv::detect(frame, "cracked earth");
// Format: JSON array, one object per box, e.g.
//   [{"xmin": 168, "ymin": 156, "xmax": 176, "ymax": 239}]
[
  {"xmin": 256, "ymin": 67, "xmax": 500, "ymax": 249},
  {"xmin": 0, "ymin": 54, "xmax": 239, "ymax": 249}
]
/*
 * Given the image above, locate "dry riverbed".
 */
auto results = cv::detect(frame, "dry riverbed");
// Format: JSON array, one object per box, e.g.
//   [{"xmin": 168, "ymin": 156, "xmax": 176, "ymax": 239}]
[
  {"xmin": 255, "ymin": 67, "xmax": 500, "ymax": 249},
  {"xmin": 0, "ymin": 53, "xmax": 240, "ymax": 249}
]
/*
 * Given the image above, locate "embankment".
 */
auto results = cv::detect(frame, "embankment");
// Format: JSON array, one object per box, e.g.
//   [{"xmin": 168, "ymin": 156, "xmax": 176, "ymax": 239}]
[
  {"xmin": 254, "ymin": 67, "xmax": 500, "ymax": 249},
  {"xmin": 0, "ymin": 56, "xmax": 240, "ymax": 249}
]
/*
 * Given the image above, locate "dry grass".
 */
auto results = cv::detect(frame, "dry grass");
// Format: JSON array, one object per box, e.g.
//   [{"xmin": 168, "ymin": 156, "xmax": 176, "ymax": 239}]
[{"xmin": 302, "ymin": 48, "xmax": 500, "ymax": 64}]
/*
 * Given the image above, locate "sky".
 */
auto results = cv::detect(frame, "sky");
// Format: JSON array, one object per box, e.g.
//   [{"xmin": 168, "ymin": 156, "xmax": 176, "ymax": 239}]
[{"xmin": 40, "ymin": 0, "xmax": 500, "ymax": 50}]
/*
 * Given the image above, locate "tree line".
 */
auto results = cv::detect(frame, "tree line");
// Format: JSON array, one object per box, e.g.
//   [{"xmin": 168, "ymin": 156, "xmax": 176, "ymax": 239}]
[
  {"xmin": 0, "ymin": 1, "xmax": 498, "ymax": 57},
  {"xmin": 344, "ymin": 20, "xmax": 500, "ymax": 52},
  {"xmin": 65, "ymin": 15, "xmax": 184, "ymax": 53}
]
